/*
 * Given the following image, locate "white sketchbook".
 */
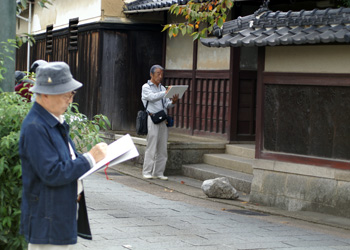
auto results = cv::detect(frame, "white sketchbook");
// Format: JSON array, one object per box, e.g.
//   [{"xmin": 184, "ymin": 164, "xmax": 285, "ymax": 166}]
[
  {"xmin": 165, "ymin": 85, "xmax": 189, "ymax": 99},
  {"xmin": 79, "ymin": 134, "xmax": 139, "ymax": 180}
]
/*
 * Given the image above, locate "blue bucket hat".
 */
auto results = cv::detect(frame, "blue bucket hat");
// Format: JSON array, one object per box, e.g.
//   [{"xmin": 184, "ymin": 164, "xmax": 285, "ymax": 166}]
[{"xmin": 29, "ymin": 62, "xmax": 82, "ymax": 95}]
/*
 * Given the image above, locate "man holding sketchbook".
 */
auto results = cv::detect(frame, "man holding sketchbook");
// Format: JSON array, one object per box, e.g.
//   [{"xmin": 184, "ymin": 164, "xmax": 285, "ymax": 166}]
[
  {"xmin": 19, "ymin": 62, "xmax": 107, "ymax": 249},
  {"xmin": 141, "ymin": 65, "xmax": 180, "ymax": 180}
]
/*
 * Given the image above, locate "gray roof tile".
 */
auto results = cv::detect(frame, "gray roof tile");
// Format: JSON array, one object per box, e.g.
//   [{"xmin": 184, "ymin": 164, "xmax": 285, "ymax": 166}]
[
  {"xmin": 201, "ymin": 7, "xmax": 350, "ymax": 47},
  {"xmin": 125, "ymin": 0, "xmax": 190, "ymax": 12}
]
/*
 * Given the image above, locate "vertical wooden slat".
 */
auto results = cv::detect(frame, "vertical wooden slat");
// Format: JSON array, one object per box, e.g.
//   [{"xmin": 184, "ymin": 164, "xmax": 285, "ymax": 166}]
[
  {"xmin": 229, "ymin": 47, "xmax": 240, "ymax": 141},
  {"xmin": 250, "ymin": 79, "xmax": 256, "ymax": 134},
  {"xmin": 190, "ymin": 40, "xmax": 198, "ymax": 134},
  {"xmin": 256, "ymin": 47, "xmax": 265, "ymax": 158}
]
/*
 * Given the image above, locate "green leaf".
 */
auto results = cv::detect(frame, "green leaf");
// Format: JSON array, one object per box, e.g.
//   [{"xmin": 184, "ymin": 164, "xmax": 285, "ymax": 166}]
[
  {"xmin": 173, "ymin": 26, "xmax": 179, "ymax": 36},
  {"xmin": 161, "ymin": 24, "xmax": 170, "ymax": 32},
  {"xmin": 168, "ymin": 28, "xmax": 173, "ymax": 38},
  {"xmin": 192, "ymin": 32, "xmax": 200, "ymax": 41},
  {"xmin": 187, "ymin": 25, "xmax": 193, "ymax": 34},
  {"xmin": 217, "ymin": 17, "xmax": 224, "ymax": 27},
  {"xmin": 181, "ymin": 26, "xmax": 187, "ymax": 36}
]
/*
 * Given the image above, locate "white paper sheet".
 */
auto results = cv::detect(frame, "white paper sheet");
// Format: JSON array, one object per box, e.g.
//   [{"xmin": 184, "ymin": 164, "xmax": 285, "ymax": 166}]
[
  {"xmin": 165, "ymin": 85, "xmax": 188, "ymax": 99},
  {"xmin": 78, "ymin": 134, "xmax": 139, "ymax": 180}
]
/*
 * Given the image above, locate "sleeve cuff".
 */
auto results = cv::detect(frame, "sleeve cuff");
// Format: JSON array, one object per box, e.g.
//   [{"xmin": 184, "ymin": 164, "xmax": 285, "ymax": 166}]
[{"xmin": 83, "ymin": 152, "xmax": 96, "ymax": 168}]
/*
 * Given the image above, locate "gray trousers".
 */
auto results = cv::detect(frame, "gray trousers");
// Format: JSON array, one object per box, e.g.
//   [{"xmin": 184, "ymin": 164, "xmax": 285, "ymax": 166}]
[{"xmin": 142, "ymin": 116, "xmax": 168, "ymax": 176}]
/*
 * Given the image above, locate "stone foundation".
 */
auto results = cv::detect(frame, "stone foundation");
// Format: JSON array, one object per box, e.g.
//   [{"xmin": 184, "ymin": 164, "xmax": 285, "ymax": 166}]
[
  {"xmin": 101, "ymin": 132, "xmax": 226, "ymax": 175},
  {"xmin": 250, "ymin": 159, "xmax": 350, "ymax": 218}
]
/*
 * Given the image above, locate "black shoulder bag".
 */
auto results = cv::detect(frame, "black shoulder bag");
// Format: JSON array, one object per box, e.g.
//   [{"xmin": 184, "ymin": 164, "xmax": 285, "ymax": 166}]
[
  {"xmin": 149, "ymin": 98, "xmax": 168, "ymax": 124},
  {"xmin": 136, "ymin": 101, "xmax": 148, "ymax": 135}
]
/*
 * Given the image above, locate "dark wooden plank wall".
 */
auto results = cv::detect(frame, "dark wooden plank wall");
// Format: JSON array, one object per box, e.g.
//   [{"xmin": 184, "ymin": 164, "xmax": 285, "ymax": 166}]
[
  {"xmin": 99, "ymin": 29, "xmax": 164, "ymax": 131},
  {"xmin": 73, "ymin": 31, "xmax": 101, "ymax": 118},
  {"xmin": 16, "ymin": 25, "xmax": 164, "ymax": 132},
  {"xmin": 16, "ymin": 31, "xmax": 102, "ymax": 120},
  {"xmin": 15, "ymin": 45, "xmax": 27, "ymax": 72}
]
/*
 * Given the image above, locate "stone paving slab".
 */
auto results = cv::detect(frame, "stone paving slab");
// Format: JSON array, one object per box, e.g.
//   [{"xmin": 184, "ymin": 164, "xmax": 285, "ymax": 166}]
[
  {"xmin": 111, "ymin": 163, "xmax": 350, "ymax": 231},
  {"xmin": 76, "ymin": 172, "xmax": 350, "ymax": 250}
]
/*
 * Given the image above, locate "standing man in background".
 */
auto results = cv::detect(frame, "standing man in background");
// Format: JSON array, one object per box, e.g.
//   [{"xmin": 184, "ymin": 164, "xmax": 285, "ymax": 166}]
[
  {"xmin": 19, "ymin": 61, "xmax": 107, "ymax": 249},
  {"xmin": 141, "ymin": 65, "xmax": 179, "ymax": 180}
]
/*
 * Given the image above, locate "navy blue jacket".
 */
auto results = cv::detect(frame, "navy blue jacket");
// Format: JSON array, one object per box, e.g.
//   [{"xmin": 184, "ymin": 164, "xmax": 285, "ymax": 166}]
[{"xmin": 19, "ymin": 102, "xmax": 91, "ymax": 245}]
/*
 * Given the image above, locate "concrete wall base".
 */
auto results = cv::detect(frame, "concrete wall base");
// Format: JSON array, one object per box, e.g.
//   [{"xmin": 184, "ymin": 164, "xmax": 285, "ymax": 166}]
[
  {"xmin": 101, "ymin": 132, "xmax": 226, "ymax": 175},
  {"xmin": 250, "ymin": 159, "xmax": 350, "ymax": 218}
]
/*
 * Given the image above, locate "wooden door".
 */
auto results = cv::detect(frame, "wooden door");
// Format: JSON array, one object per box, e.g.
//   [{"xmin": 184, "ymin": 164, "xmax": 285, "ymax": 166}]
[{"xmin": 229, "ymin": 47, "xmax": 257, "ymax": 142}]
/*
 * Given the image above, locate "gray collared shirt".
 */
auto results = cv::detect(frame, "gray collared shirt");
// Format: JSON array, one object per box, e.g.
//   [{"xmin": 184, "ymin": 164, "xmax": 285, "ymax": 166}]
[{"xmin": 141, "ymin": 80, "xmax": 174, "ymax": 114}]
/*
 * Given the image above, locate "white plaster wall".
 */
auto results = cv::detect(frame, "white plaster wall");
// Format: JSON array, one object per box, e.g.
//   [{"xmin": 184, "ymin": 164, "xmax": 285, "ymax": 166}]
[
  {"xmin": 165, "ymin": 13, "xmax": 193, "ymax": 70},
  {"xmin": 31, "ymin": 0, "xmax": 102, "ymax": 34},
  {"xmin": 166, "ymin": 34, "xmax": 193, "ymax": 70},
  {"xmin": 265, "ymin": 45, "xmax": 350, "ymax": 74},
  {"xmin": 197, "ymin": 42, "xmax": 230, "ymax": 70}
]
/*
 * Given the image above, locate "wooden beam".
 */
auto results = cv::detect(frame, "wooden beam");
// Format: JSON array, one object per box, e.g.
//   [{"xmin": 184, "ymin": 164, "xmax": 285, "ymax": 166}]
[{"xmin": 263, "ymin": 72, "xmax": 350, "ymax": 86}]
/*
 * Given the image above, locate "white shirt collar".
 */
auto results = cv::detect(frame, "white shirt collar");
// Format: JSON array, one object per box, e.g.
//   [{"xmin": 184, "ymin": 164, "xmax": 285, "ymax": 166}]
[{"xmin": 50, "ymin": 113, "xmax": 65, "ymax": 124}]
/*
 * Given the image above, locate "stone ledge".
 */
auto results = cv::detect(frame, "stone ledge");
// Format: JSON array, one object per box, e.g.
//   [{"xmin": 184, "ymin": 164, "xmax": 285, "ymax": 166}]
[
  {"xmin": 251, "ymin": 159, "xmax": 350, "ymax": 218},
  {"xmin": 253, "ymin": 158, "xmax": 350, "ymax": 182}
]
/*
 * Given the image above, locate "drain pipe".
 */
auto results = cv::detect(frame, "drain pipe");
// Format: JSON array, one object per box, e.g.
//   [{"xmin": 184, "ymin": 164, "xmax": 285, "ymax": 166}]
[{"xmin": 26, "ymin": 2, "xmax": 32, "ymax": 73}]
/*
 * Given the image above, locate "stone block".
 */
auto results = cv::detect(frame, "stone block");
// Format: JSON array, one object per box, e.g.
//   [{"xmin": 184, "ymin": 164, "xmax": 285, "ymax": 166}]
[
  {"xmin": 261, "ymin": 172, "xmax": 287, "ymax": 196},
  {"xmin": 253, "ymin": 159, "xmax": 275, "ymax": 171},
  {"xmin": 251, "ymin": 169, "xmax": 265, "ymax": 192},
  {"xmin": 305, "ymin": 177, "xmax": 337, "ymax": 206},
  {"xmin": 273, "ymin": 161, "xmax": 335, "ymax": 179},
  {"xmin": 332, "ymin": 181, "xmax": 350, "ymax": 217},
  {"xmin": 285, "ymin": 175, "xmax": 309, "ymax": 200},
  {"xmin": 286, "ymin": 198, "xmax": 309, "ymax": 211},
  {"xmin": 334, "ymin": 169, "xmax": 350, "ymax": 182}
]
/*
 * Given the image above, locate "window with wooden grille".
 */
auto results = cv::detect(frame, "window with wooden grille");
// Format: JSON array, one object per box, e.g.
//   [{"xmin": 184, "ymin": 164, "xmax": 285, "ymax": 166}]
[
  {"xmin": 45, "ymin": 24, "xmax": 53, "ymax": 54},
  {"xmin": 68, "ymin": 18, "xmax": 79, "ymax": 51}
]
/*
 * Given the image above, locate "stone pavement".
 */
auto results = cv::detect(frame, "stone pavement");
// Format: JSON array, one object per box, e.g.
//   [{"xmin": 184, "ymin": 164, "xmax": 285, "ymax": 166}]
[{"xmin": 76, "ymin": 166, "xmax": 350, "ymax": 250}]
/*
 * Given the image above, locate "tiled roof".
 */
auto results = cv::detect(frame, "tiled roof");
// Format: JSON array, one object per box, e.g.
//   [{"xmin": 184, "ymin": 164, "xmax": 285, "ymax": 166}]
[
  {"xmin": 201, "ymin": 7, "xmax": 350, "ymax": 47},
  {"xmin": 124, "ymin": 0, "xmax": 191, "ymax": 12}
]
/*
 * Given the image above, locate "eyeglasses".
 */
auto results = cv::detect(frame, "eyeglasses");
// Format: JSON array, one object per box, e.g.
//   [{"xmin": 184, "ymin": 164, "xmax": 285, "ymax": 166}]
[{"xmin": 63, "ymin": 91, "xmax": 77, "ymax": 100}]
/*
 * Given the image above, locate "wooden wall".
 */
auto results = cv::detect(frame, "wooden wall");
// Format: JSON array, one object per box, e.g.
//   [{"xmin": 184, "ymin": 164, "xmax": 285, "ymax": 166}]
[
  {"xmin": 164, "ymin": 70, "xmax": 230, "ymax": 139},
  {"xmin": 16, "ymin": 23, "xmax": 163, "ymax": 132},
  {"xmin": 256, "ymin": 48, "xmax": 350, "ymax": 170},
  {"xmin": 15, "ymin": 22, "xmax": 257, "ymax": 141}
]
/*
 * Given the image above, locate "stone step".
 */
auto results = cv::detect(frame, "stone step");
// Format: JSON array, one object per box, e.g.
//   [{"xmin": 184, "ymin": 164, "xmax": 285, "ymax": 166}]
[
  {"xmin": 226, "ymin": 144, "xmax": 255, "ymax": 159},
  {"xmin": 203, "ymin": 153, "xmax": 254, "ymax": 174},
  {"xmin": 182, "ymin": 163, "xmax": 253, "ymax": 194}
]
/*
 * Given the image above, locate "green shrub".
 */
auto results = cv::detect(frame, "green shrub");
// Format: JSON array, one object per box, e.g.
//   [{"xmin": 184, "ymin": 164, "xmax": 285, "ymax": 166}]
[
  {"xmin": 0, "ymin": 92, "xmax": 31, "ymax": 250},
  {"xmin": 0, "ymin": 92, "xmax": 110, "ymax": 249},
  {"xmin": 65, "ymin": 102, "xmax": 110, "ymax": 152}
]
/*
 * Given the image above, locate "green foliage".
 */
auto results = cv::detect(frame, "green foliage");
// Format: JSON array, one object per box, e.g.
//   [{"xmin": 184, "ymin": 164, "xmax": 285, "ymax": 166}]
[
  {"xmin": 341, "ymin": 0, "xmax": 350, "ymax": 6},
  {"xmin": 0, "ymin": 39, "xmax": 18, "ymax": 83},
  {"xmin": 163, "ymin": 0, "xmax": 234, "ymax": 40},
  {"xmin": 0, "ymin": 92, "xmax": 110, "ymax": 249},
  {"xmin": 64, "ymin": 103, "xmax": 111, "ymax": 152},
  {"xmin": 0, "ymin": 92, "xmax": 31, "ymax": 250},
  {"xmin": 16, "ymin": 34, "xmax": 36, "ymax": 48},
  {"xmin": 17, "ymin": 0, "xmax": 52, "ymax": 11},
  {"xmin": 16, "ymin": 0, "xmax": 52, "ymax": 48}
]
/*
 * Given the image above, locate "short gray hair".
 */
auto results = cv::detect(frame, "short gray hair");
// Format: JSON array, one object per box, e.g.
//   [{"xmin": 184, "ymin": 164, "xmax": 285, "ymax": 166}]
[{"xmin": 150, "ymin": 65, "xmax": 164, "ymax": 74}]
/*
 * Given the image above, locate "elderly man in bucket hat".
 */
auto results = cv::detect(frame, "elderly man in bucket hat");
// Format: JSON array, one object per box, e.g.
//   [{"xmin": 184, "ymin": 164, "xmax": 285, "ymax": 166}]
[{"xmin": 19, "ymin": 62, "xmax": 107, "ymax": 250}]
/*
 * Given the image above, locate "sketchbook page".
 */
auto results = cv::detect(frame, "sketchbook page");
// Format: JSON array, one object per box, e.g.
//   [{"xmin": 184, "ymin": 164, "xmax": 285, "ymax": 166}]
[
  {"xmin": 164, "ymin": 85, "xmax": 188, "ymax": 99},
  {"xmin": 108, "ymin": 143, "xmax": 139, "ymax": 168},
  {"xmin": 78, "ymin": 134, "xmax": 138, "ymax": 180}
]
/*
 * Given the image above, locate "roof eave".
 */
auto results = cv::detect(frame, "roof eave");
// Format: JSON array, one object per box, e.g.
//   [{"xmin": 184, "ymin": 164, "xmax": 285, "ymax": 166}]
[{"xmin": 124, "ymin": 6, "xmax": 170, "ymax": 14}]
